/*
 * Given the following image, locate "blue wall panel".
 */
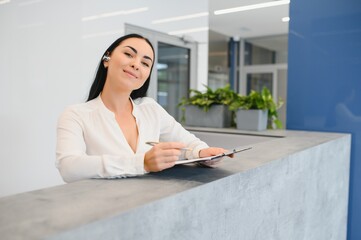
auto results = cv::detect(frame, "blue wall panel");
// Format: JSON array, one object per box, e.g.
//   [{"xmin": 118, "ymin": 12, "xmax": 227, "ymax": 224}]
[{"xmin": 287, "ymin": 0, "xmax": 361, "ymax": 239}]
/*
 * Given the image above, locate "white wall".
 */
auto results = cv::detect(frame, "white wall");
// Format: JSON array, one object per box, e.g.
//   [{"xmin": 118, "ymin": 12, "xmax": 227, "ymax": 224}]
[{"xmin": 0, "ymin": 0, "xmax": 208, "ymax": 197}]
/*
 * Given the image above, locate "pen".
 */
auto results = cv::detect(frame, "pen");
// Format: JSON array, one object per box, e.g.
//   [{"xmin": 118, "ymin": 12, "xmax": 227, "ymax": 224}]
[{"xmin": 145, "ymin": 141, "xmax": 193, "ymax": 151}]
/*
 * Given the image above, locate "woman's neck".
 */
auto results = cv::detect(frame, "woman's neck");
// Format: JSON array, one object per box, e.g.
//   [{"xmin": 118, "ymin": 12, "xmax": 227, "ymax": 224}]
[{"xmin": 100, "ymin": 89, "xmax": 132, "ymax": 115}]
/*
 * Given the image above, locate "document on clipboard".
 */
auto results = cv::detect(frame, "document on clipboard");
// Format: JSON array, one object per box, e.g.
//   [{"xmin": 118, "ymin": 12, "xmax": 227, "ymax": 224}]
[{"xmin": 175, "ymin": 146, "xmax": 252, "ymax": 165}]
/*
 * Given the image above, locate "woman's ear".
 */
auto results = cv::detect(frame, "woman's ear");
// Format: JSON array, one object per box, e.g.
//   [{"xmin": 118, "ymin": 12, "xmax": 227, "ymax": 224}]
[{"xmin": 102, "ymin": 52, "xmax": 111, "ymax": 67}]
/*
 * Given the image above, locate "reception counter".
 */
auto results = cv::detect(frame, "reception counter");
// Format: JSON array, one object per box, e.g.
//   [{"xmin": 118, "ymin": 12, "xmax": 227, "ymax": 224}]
[{"xmin": 0, "ymin": 129, "xmax": 350, "ymax": 240}]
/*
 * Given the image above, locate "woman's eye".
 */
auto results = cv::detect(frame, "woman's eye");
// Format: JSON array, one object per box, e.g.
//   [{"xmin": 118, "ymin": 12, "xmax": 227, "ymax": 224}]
[
  {"xmin": 142, "ymin": 62, "xmax": 150, "ymax": 67},
  {"xmin": 124, "ymin": 52, "xmax": 132, "ymax": 57}
]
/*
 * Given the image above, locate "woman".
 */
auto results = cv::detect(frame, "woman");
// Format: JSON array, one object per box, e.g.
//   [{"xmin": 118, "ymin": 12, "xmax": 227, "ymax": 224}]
[{"xmin": 56, "ymin": 34, "xmax": 226, "ymax": 183}]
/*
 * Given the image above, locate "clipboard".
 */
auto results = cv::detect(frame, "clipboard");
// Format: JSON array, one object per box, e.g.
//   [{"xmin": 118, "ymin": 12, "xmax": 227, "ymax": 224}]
[{"xmin": 175, "ymin": 146, "xmax": 252, "ymax": 165}]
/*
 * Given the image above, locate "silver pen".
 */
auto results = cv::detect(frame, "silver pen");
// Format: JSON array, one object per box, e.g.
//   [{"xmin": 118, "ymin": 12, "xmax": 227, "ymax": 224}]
[{"xmin": 145, "ymin": 141, "xmax": 193, "ymax": 151}]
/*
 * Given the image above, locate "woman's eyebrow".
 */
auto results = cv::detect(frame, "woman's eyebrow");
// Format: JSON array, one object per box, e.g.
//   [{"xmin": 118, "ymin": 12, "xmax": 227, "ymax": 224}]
[
  {"xmin": 125, "ymin": 45, "xmax": 153, "ymax": 62},
  {"xmin": 125, "ymin": 45, "xmax": 137, "ymax": 54}
]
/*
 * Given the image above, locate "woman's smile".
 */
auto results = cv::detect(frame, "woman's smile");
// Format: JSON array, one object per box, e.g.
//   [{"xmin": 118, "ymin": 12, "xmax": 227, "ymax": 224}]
[{"xmin": 123, "ymin": 69, "xmax": 138, "ymax": 79}]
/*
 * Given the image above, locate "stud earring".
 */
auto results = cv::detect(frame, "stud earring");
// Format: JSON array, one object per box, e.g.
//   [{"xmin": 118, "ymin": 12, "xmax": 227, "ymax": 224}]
[{"xmin": 102, "ymin": 55, "xmax": 110, "ymax": 62}]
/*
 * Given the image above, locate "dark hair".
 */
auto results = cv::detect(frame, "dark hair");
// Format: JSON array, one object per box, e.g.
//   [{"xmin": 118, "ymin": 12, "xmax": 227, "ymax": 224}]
[{"xmin": 87, "ymin": 33, "xmax": 155, "ymax": 101}]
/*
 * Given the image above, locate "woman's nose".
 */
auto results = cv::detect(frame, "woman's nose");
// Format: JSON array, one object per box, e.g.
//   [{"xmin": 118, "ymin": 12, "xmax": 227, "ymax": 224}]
[{"xmin": 131, "ymin": 60, "xmax": 139, "ymax": 70}]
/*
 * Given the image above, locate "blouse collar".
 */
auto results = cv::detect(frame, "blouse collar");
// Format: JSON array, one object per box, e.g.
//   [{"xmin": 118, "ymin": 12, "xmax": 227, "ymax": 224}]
[{"xmin": 95, "ymin": 94, "xmax": 138, "ymax": 117}]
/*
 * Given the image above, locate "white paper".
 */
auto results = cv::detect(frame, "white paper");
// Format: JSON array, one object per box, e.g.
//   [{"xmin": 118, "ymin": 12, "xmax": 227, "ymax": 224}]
[{"xmin": 175, "ymin": 146, "xmax": 252, "ymax": 165}]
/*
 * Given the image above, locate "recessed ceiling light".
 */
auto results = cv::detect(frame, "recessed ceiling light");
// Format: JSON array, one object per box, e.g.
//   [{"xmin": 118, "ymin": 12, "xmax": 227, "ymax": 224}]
[
  {"xmin": 82, "ymin": 7, "xmax": 148, "ymax": 22},
  {"xmin": 282, "ymin": 17, "xmax": 290, "ymax": 22},
  {"xmin": 0, "ymin": 0, "xmax": 10, "ymax": 5},
  {"xmin": 152, "ymin": 12, "xmax": 208, "ymax": 24},
  {"xmin": 214, "ymin": 0, "xmax": 290, "ymax": 15}
]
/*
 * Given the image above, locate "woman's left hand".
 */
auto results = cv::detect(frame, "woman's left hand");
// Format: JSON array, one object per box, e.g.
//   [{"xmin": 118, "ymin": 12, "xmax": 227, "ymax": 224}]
[{"xmin": 198, "ymin": 147, "xmax": 227, "ymax": 167}]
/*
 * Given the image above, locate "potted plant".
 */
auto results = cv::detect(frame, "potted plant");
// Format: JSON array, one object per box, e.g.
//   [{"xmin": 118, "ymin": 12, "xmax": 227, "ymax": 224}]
[
  {"xmin": 178, "ymin": 84, "xmax": 238, "ymax": 128},
  {"xmin": 229, "ymin": 87, "xmax": 284, "ymax": 131}
]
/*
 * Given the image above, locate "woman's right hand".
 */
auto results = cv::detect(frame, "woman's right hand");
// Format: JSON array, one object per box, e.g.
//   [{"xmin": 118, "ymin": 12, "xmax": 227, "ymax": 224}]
[{"xmin": 144, "ymin": 142, "xmax": 185, "ymax": 172}]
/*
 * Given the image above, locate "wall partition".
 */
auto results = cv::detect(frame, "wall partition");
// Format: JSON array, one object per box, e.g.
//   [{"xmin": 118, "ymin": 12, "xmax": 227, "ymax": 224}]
[{"xmin": 287, "ymin": 0, "xmax": 361, "ymax": 239}]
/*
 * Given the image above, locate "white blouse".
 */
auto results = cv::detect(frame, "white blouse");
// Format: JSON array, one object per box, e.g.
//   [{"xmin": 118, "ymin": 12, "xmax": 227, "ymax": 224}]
[{"xmin": 56, "ymin": 96, "xmax": 208, "ymax": 182}]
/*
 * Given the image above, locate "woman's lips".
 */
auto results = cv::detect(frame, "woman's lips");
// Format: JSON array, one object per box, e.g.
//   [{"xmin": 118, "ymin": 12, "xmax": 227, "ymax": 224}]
[{"xmin": 123, "ymin": 69, "xmax": 138, "ymax": 79}]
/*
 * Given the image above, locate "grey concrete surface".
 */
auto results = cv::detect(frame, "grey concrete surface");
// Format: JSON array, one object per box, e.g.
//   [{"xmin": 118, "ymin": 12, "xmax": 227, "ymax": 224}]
[{"xmin": 0, "ymin": 130, "xmax": 350, "ymax": 240}]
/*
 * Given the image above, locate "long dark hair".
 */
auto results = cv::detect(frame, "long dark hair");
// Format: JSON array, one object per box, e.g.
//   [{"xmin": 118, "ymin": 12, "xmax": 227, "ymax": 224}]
[{"xmin": 87, "ymin": 34, "xmax": 155, "ymax": 101}]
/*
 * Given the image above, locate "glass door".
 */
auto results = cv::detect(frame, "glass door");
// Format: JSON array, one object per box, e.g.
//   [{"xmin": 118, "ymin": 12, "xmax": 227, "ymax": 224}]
[
  {"xmin": 241, "ymin": 66, "xmax": 287, "ymax": 128},
  {"xmin": 157, "ymin": 43, "xmax": 190, "ymax": 121},
  {"xmin": 246, "ymin": 72, "xmax": 273, "ymax": 95}
]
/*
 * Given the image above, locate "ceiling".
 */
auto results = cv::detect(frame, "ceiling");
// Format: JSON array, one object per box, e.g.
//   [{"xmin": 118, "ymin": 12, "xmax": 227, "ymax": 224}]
[
  {"xmin": 209, "ymin": 0, "xmax": 290, "ymax": 38},
  {"xmin": 209, "ymin": 0, "xmax": 290, "ymax": 51}
]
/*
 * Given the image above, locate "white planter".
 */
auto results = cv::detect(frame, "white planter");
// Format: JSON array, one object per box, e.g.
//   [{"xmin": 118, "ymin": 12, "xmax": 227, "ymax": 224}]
[
  {"xmin": 236, "ymin": 109, "xmax": 268, "ymax": 131},
  {"xmin": 184, "ymin": 105, "xmax": 232, "ymax": 128}
]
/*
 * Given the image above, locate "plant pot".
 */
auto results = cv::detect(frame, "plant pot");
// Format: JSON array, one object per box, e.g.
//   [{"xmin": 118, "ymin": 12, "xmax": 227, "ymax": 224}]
[
  {"xmin": 236, "ymin": 109, "xmax": 268, "ymax": 131},
  {"xmin": 184, "ymin": 105, "xmax": 232, "ymax": 128}
]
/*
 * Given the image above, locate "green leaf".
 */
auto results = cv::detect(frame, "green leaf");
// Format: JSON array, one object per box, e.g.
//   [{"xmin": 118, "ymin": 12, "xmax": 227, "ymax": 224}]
[{"xmin": 178, "ymin": 85, "xmax": 284, "ymax": 129}]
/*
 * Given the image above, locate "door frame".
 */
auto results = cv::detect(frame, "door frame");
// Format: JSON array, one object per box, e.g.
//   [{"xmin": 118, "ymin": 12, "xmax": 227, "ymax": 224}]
[{"xmin": 240, "ymin": 63, "xmax": 287, "ymax": 101}]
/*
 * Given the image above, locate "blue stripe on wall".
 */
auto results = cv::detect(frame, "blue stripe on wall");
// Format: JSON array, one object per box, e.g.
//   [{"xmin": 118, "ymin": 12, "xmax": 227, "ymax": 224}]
[{"xmin": 287, "ymin": 0, "xmax": 361, "ymax": 239}]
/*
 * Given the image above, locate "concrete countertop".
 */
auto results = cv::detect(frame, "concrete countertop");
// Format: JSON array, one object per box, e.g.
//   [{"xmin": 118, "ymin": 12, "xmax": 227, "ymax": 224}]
[{"xmin": 0, "ymin": 130, "xmax": 350, "ymax": 240}]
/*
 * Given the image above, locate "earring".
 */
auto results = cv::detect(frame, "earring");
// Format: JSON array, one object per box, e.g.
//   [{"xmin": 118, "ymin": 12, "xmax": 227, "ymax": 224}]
[{"xmin": 102, "ymin": 55, "xmax": 110, "ymax": 62}]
